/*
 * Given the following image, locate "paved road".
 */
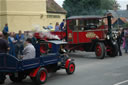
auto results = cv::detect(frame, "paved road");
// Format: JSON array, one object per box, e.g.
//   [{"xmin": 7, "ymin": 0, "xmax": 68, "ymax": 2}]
[{"xmin": 2, "ymin": 51, "xmax": 128, "ymax": 85}]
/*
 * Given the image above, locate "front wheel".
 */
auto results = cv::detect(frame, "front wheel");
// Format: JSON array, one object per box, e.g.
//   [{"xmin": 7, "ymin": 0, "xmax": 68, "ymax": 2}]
[
  {"xmin": 95, "ymin": 42, "xmax": 105, "ymax": 59},
  {"xmin": 66, "ymin": 62, "xmax": 75, "ymax": 75}
]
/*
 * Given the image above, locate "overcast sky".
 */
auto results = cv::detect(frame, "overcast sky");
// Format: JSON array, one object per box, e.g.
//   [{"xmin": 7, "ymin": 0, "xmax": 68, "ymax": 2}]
[{"xmin": 55, "ymin": 0, "xmax": 128, "ymax": 10}]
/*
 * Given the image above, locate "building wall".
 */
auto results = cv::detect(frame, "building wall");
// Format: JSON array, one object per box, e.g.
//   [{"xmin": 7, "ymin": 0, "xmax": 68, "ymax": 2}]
[
  {"xmin": 46, "ymin": 13, "xmax": 66, "ymax": 30},
  {"xmin": 0, "ymin": 0, "xmax": 66, "ymax": 32},
  {"xmin": 0, "ymin": 0, "xmax": 8, "ymax": 30},
  {"xmin": 7, "ymin": 15, "xmax": 47, "ymax": 32}
]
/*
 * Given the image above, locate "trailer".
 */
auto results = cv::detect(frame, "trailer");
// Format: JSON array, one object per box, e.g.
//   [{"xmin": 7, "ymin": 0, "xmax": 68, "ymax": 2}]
[{"xmin": 0, "ymin": 40, "xmax": 75, "ymax": 85}]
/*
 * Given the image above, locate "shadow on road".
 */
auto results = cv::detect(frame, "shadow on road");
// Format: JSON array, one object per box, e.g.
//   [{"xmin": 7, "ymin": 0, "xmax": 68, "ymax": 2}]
[{"xmin": 5, "ymin": 72, "xmax": 70, "ymax": 85}]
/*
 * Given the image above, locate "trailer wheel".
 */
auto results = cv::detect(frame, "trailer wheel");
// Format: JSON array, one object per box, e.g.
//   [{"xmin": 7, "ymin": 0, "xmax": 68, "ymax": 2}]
[
  {"xmin": 34, "ymin": 68, "xmax": 48, "ymax": 85},
  {"xmin": 9, "ymin": 73, "xmax": 27, "ymax": 82},
  {"xmin": 66, "ymin": 62, "xmax": 75, "ymax": 75},
  {"xmin": 95, "ymin": 42, "xmax": 105, "ymax": 59},
  {"xmin": 107, "ymin": 43, "xmax": 118, "ymax": 57}
]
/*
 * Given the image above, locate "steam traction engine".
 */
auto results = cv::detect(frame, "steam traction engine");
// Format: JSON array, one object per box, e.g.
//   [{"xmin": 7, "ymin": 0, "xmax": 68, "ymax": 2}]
[{"xmin": 35, "ymin": 14, "xmax": 118, "ymax": 59}]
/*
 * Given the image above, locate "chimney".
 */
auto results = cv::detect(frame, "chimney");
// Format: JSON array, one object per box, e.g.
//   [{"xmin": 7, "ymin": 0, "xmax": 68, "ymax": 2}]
[{"xmin": 127, "ymin": 5, "xmax": 128, "ymax": 10}]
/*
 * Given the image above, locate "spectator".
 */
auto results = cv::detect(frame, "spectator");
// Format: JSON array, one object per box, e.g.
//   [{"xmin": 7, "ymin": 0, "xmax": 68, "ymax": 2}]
[
  {"xmin": 117, "ymin": 31, "xmax": 122, "ymax": 56},
  {"xmin": 20, "ymin": 38, "xmax": 36, "ymax": 60},
  {"xmin": 2, "ymin": 24, "xmax": 9, "ymax": 35},
  {"xmin": 2, "ymin": 24, "xmax": 9, "ymax": 39},
  {"xmin": 124, "ymin": 28, "xmax": 128, "ymax": 53},
  {"xmin": 60, "ymin": 19, "xmax": 65, "ymax": 31},
  {"xmin": 121, "ymin": 28, "xmax": 125, "ymax": 49},
  {"xmin": 0, "ymin": 32, "xmax": 9, "ymax": 84},
  {"xmin": 47, "ymin": 23, "xmax": 53, "ymax": 30},
  {"xmin": 55, "ymin": 22, "xmax": 60, "ymax": 32},
  {"xmin": 8, "ymin": 32, "xmax": 17, "ymax": 56},
  {"xmin": 15, "ymin": 30, "xmax": 24, "ymax": 57}
]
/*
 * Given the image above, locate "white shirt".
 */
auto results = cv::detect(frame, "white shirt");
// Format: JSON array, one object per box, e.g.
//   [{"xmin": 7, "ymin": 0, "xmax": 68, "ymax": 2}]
[{"xmin": 22, "ymin": 43, "xmax": 36, "ymax": 60}]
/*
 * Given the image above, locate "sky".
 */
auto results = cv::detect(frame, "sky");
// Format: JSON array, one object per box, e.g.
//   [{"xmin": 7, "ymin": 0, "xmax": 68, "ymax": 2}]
[{"xmin": 55, "ymin": 0, "xmax": 128, "ymax": 10}]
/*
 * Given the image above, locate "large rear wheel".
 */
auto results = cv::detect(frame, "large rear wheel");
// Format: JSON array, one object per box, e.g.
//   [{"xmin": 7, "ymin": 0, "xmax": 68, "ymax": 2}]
[
  {"xmin": 9, "ymin": 73, "xmax": 27, "ymax": 82},
  {"xmin": 33, "ymin": 68, "xmax": 48, "ymax": 85},
  {"xmin": 107, "ymin": 43, "xmax": 118, "ymax": 57},
  {"xmin": 95, "ymin": 42, "xmax": 105, "ymax": 59}
]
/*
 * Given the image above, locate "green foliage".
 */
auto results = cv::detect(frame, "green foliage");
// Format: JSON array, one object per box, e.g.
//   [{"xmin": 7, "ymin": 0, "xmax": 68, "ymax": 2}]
[
  {"xmin": 63, "ymin": 0, "xmax": 118, "ymax": 17},
  {"xmin": 123, "ymin": 23, "xmax": 128, "ymax": 28}
]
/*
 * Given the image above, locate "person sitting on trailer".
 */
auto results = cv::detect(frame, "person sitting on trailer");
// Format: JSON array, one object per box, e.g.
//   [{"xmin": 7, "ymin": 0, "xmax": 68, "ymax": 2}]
[
  {"xmin": 59, "ymin": 45, "xmax": 66, "ymax": 54},
  {"xmin": 20, "ymin": 38, "xmax": 36, "ymax": 60},
  {"xmin": 8, "ymin": 32, "xmax": 17, "ymax": 57},
  {"xmin": 28, "ymin": 33, "xmax": 37, "ymax": 46},
  {"xmin": 15, "ymin": 30, "xmax": 24, "ymax": 57}
]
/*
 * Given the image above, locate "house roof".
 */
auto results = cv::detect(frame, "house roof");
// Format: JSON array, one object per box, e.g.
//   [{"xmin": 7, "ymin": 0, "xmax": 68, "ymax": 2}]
[
  {"xmin": 46, "ymin": 0, "xmax": 67, "ymax": 14},
  {"xmin": 104, "ymin": 18, "xmax": 117, "ymax": 25},
  {"xmin": 120, "ymin": 17, "xmax": 128, "ymax": 23},
  {"xmin": 104, "ymin": 17, "xmax": 128, "ymax": 25},
  {"xmin": 107, "ymin": 10, "xmax": 128, "ymax": 18},
  {"xmin": 67, "ymin": 15, "xmax": 104, "ymax": 20}
]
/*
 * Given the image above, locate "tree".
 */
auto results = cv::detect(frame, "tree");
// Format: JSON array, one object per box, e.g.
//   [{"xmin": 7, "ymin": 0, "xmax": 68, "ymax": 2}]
[
  {"xmin": 123, "ymin": 23, "xmax": 128, "ymax": 28},
  {"xmin": 63, "ymin": 0, "xmax": 118, "ymax": 17}
]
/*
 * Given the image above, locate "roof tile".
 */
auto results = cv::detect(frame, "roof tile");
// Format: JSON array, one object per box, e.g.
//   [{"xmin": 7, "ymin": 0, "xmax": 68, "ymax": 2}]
[{"xmin": 46, "ymin": 0, "xmax": 67, "ymax": 14}]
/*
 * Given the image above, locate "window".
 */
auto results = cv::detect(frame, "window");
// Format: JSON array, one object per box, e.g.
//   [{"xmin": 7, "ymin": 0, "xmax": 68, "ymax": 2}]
[
  {"xmin": 47, "ymin": 15, "xmax": 60, "ymax": 18},
  {"xmin": 69, "ymin": 20, "xmax": 77, "ymax": 31},
  {"xmin": 78, "ymin": 19, "xmax": 104, "ymax": 31},
  {"xmin": 68, "ymin": 18, "xmax": 104, "ymax": 31}
]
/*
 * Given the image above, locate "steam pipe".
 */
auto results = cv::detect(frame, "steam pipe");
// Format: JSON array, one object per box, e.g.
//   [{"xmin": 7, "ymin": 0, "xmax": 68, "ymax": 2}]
[{"xmin": 107, "ymin": 13, "xmax": 112, "ymax": 38}]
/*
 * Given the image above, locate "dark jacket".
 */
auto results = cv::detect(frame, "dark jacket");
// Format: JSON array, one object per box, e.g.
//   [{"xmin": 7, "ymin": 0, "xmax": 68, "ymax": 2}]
[
  {"xmin": 117, "ymin": 35, "xmax": 122, "ymax": 45},
  {"xmin": 0, "ymin": 38, "xmax": 9, "ymax": 53}
]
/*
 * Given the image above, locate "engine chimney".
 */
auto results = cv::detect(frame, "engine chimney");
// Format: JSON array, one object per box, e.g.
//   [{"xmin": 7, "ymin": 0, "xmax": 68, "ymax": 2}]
[{"xmin": 127, "ymin": 5, "xmax": 128, "ymax": 10}]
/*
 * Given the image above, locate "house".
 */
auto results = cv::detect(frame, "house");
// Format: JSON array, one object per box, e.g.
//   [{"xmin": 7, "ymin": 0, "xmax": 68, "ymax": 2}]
[
  {"xmin": 0, "ymin": 0, "xmax": 67, "ymax": 32},
  {"xmin": 104, "ymin": 17, "xmax": 128, "ymax": 28},
  {"xmin": 107, "ymin": 5, "xmax": 128, "ymax": 19},
  {"xmin": 105, "ymin": 5, "xmax": 128, "ymax": 28}
]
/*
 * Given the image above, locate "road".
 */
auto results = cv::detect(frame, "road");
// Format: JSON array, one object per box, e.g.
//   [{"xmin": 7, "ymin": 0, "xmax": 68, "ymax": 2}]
[{"xmin": 2, "ymin": 51, "xmax": 128, "ymax": 85}]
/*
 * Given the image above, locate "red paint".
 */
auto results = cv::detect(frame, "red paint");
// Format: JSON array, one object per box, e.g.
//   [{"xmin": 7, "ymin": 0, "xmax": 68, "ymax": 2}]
[
  {"xmin": 95, "ymin": 44, "xmax": 102, "ymax": 56},
  {"xmin": 73, "ymin": 32, "xmax": 78, "ymax": 44},
  {"xmin": 29, "ymin": 67, "xmax": 40, "ymax": 77},
  {"xmin": 40, "ymin": 71, "xmax": 46, "ymax": 82},
  {"xmin": 65, "ymin": 59, "xmax": 71, "ymax": 69},
  {"xmin": 69, "ymin": 64, "xmax": 75, "ymax": 73},
  {"xmin": 48, "ymin": 43, "xmax": 52, "ymax": 48},
  {"xmin": 40, "ymin": 45, "xmax": 47, "ymax": 54},
  {"xmin": 51, "ymin": 32, "xmax": 66, "ymax": 39}
]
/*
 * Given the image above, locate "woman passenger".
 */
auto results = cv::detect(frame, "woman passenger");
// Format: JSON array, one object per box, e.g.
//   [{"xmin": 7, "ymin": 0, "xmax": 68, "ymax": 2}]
[{"xmin": 55, "ymin": 22, "xmax": 60, "ymax": 32}]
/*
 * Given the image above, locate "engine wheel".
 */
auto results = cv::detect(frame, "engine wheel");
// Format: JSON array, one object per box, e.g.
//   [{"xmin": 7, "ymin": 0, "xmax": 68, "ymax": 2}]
[
  {"xmin": 66, "ymin": 62, "xmax": 75, "ymax": 75},
  {"xmin": 33, "ymin": 68, "xmax": 48, "ymax": 85},
  {"xmin": 9, "ymin": 73, "xmax": 27, "ymax": 82},
  {"xmin": 95, "ymin": 42, "xmax": 105, "ymax": 59},
  {"xmin": 107, "ymin": 43, "xmax": 118, "ymax": 57}
]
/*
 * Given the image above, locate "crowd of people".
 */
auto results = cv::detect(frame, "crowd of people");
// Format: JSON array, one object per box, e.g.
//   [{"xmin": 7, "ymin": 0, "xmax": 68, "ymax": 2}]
[
  {"xmin": 0, "ymin": 24, "xmax": 37, "ymax": 59},
  {"xmin": 117, "ymin": 28, "xmax": 128, "ymax": 56},
  {"xmin": 0, "ymin": 24, "xmax": 37, "ymax": 84},
  {"xmin": 0, "ymin": 19, "xmax": 66, "ymax": 59},
  {"xmin": 47, "ymin": 19, "xmax": 66, "ymax": 32}
]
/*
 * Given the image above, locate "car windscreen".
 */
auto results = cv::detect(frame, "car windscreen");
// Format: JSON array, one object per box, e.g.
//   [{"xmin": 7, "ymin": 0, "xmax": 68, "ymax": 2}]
[{"xmin": 68, "ymin": 18, "xmax": 104, "ymax": 31}]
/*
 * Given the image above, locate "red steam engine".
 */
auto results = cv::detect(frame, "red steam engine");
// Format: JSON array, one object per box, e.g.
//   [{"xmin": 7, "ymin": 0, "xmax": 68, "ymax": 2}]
[{"xmin": 35, "ymin": 14, "xmax": 118, "ymax": 59}]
